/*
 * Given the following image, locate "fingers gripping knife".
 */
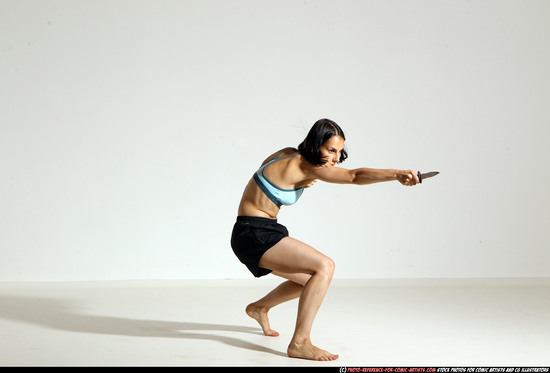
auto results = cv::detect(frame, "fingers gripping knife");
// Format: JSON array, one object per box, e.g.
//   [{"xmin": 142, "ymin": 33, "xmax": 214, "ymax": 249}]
[{"xmin": 417, "ymin": 171, "xmax": 439, "ymax": 183}]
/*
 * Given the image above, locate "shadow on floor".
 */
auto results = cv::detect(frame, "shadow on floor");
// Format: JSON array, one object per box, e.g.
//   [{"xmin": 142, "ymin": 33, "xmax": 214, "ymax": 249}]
[{"xmin": 0, "ymin": 294, "xmax": 287, "ymax": 358}]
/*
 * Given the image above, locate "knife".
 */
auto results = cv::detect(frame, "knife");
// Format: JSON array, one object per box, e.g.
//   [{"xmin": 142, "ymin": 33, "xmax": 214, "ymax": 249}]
[{"xmin": 417, "ymin": 171, "xmax": 439, "ymax": 183}]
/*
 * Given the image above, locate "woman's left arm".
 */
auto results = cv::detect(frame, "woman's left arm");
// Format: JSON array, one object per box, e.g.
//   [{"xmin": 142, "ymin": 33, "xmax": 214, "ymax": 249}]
[{"xmin": 311, "ymin": 166, "xmax": 419, "ymax": 186}]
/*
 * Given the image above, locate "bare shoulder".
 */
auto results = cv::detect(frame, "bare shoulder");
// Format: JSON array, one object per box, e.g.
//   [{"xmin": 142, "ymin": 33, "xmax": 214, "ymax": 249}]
[{"xmin": 261, "ymin": 147, "xmax": 298, "ymax": 166}]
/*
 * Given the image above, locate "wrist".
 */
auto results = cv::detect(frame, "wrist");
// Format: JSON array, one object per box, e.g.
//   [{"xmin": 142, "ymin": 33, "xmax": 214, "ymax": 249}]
[{"xmin": 391, "ymin": 169, "xmax": 400, "ymax": 181}]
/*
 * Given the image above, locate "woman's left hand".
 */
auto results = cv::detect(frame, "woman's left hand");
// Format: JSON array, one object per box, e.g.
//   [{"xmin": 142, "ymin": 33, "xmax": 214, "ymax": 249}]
[{"xmin": 397, "ymin": 170, "xmax": 419, "ymax": 186}]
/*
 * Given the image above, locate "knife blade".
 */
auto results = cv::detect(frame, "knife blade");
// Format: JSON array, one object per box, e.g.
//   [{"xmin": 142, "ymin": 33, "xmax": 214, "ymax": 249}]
[{"xmin": 417, "ymin": 171, "xmax": 439, "ymax": 183}]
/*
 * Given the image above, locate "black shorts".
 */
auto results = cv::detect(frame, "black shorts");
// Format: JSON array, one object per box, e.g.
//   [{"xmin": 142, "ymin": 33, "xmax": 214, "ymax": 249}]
[{"xmin": 231, "ymin": 216, "xmax": 289, "ymax": 278}]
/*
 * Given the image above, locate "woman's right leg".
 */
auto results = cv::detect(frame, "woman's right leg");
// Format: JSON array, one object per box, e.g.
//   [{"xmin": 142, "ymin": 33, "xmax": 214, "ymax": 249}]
[
  {"xmin": 244, "ymin": 271, "xmax": 310, "ymax": 337},
  {"xmin": 258, "ymin": 236, "xmax": 338, "ymax": 361}
]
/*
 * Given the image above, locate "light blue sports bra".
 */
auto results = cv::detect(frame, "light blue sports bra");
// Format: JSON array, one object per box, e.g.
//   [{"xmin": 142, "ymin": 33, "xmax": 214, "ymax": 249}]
[{"xmin": 253, "ymin": 149, "xmax": 305, "ymax": 208}]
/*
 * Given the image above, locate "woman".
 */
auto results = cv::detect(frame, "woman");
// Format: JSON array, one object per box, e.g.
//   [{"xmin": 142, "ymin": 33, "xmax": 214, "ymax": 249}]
[{"xmin": 231, "ymin": 119, "xmax": 419, "ymax": 361}]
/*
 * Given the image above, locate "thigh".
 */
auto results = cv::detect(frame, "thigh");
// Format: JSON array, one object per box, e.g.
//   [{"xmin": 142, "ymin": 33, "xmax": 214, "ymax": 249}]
[
  {"xmin": 259, "ymin": 236, "xmax": 331, "ymax": 275},
  {"xmin": 271, "ymin": 270, "xmax": 311, "ymax": 286}
]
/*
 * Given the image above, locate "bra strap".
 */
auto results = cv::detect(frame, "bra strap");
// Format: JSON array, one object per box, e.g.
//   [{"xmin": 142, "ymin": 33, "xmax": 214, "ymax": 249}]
[
  {"xmin": 262, "ymin": 149, "xmax": 299, "ymax": 169},
  {"xmin": 271, "ymin": 148, "xmax": 292, "ymax": 161}
]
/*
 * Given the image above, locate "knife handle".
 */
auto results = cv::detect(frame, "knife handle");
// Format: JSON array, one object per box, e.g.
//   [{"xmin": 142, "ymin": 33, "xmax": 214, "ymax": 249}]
[{"xmin": 417, "ymin": 171, "xmax": 422, "ymax": 184}]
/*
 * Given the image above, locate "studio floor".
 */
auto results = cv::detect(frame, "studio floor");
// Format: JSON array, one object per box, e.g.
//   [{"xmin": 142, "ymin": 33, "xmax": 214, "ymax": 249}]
[{"xmin": 0, "ymin": 278, "xmax": 549, "ymax": 367}]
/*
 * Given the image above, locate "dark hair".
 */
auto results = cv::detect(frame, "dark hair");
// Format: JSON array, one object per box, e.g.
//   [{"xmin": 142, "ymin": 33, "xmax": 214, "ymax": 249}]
[{"xmin": 298, "ymin": 118, "xmax": 348, "ymax": 166}]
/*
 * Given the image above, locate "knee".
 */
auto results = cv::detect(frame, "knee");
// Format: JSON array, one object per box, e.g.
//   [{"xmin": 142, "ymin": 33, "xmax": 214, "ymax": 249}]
[{"xmin": 316, "ymin": 256, "xmax": 335, "ymax": 279}]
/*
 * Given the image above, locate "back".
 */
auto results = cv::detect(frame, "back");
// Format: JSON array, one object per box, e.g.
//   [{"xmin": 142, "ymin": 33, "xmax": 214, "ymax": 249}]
[
  {"xmin": 254, "ymin": 151, "xmax": 305, "ymax": 207},
  {"xmin": 237, "ymin": 148, "xmax": 313, "ymax": 218}
]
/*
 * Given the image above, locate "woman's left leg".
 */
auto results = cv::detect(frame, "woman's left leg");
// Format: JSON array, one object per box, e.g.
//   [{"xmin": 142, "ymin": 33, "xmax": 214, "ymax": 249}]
[{"xmin": 246, "ymin": 272, "xmax": 311, "ymax": 336}]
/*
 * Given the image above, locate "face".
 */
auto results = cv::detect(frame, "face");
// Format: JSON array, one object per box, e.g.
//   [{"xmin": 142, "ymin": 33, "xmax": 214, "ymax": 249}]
[{"xmin": 319, "ymin": 135, "xmax": 345, "ymax": 166}]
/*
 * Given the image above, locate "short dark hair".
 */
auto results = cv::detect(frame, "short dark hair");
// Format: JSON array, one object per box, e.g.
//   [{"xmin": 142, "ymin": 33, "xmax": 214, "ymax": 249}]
[{"xmin": 297, "ymin": 118, "xmax": 348, "ymax": 166}]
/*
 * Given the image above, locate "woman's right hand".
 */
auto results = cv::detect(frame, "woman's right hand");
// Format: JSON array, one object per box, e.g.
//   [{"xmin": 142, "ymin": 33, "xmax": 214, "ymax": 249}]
[{"xmin": 304, "ymin": 179, "xmax": 318, "ymax": 188}]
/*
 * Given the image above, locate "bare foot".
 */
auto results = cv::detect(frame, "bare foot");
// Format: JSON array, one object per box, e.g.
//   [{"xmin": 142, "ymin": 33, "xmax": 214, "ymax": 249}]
[
  {"xmin": 287, "ymin": 339, "xmax": 339, "ymax": 361},
  {"xmin": 245, "ymin": 303, "xmax": 279, "ymax": 337}
]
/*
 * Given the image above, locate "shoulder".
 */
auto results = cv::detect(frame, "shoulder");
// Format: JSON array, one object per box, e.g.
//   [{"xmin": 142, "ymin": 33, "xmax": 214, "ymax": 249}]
[{"xmin": 261, "ymin": 147, "xmax": 299, "ymax": 166}]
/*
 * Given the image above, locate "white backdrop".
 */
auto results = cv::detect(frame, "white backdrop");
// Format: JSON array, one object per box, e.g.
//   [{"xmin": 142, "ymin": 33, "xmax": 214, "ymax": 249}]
[{"xmin": 1, "ymin": 0, "xmax": 549, "ymax": 281}]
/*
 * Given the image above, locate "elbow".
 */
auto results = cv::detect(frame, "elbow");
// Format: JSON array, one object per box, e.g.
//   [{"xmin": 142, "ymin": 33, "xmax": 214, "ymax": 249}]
[{"xmin": 350, "ymin": 170, "xmax": 360, "ymax": 185}]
